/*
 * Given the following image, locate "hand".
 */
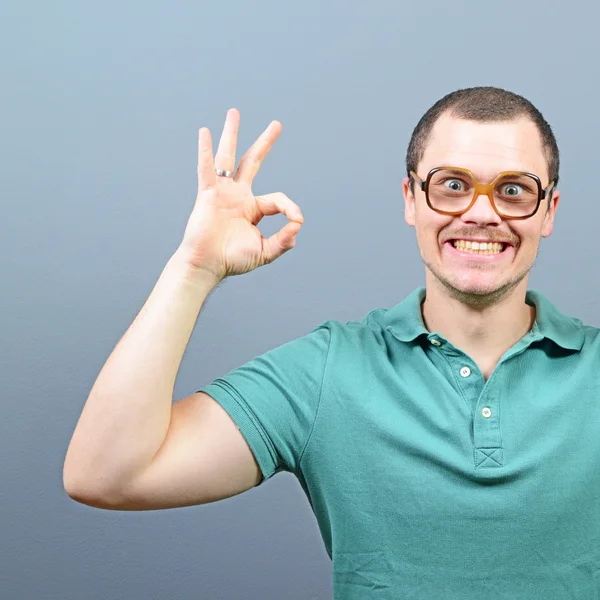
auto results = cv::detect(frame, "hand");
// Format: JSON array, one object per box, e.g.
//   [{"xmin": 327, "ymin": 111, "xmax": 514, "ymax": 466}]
[{"xmin": 178, "ymin": 108, "xmax": 304, "ymax": 282}]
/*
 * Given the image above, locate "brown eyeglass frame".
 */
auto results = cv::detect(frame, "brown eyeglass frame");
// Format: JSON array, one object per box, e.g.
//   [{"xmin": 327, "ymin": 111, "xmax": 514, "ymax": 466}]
[{"xmin": 410, "ymin": 166, "xmax": 555, "ymax": 220}]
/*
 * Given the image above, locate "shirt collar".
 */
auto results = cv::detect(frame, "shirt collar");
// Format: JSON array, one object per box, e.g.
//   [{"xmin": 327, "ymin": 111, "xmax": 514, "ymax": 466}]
[
  {"xmin": 526, "ymin": 290, "xmax": 585, "ymax": 351},
  {"xmin": 383, "ymin": 287, "xmax": 585, "ymax": 351}
]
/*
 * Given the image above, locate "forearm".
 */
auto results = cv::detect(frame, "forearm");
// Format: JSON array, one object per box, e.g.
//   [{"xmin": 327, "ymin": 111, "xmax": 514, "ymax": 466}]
[{"xmin": 63, "ymin": 248, "xmax": 221, "ymax": 497}]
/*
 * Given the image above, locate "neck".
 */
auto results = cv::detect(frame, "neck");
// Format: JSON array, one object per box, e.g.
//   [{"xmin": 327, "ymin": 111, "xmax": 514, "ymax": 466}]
[{"xmin": 421, "ymin": 276, "xmax": 536, "ymax": 363}]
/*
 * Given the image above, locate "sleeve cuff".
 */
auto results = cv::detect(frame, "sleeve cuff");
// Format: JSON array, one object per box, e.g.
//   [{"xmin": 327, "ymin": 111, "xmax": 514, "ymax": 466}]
[{"xmin": 196, "ymin": 379, "xmax": 280, "ymax": 482}]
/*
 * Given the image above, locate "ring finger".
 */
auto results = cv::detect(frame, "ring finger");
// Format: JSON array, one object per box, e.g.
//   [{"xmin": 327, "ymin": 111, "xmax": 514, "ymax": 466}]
[{"xmin": 214, "ymin": 108, "xmax": 240, "ymax": 176}]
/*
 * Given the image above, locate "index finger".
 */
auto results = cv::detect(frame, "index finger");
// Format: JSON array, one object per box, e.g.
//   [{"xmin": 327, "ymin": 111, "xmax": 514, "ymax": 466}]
[
  {"xmin": 197, "ymin": 127, "xmax": 216, "ymax": 191},
  {"xmin": 234, "ymin": 120, "xmax": 282, "ymax": 185}
]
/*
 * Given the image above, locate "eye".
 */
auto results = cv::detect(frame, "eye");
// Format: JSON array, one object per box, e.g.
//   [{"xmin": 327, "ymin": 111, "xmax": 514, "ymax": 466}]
[
  {"xmin": 500, "ymin": 183, "xmax": 524, "ymax": 196},
  {"xmin": 444, "ymin": 178, "xmax": 465, "ymax": 192}
]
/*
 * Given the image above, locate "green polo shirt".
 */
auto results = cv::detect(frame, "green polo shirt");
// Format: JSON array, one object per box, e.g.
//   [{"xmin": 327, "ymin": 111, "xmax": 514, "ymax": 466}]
[{"xmin": 198, "ymin": 287, "xmax": 600, "ymax": 599}]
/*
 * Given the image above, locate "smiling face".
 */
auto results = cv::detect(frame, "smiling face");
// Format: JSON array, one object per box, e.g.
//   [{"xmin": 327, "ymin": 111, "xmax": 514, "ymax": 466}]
[{"xmin": 403, "ymin": 113, "xmax": 560, "ymax": 304}]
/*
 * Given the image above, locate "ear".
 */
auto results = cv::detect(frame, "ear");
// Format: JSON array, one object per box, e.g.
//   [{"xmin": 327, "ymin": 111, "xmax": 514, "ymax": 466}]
[
  {"xmin": 541, "ymin": 188, "xmax": 560, "ymax": 238},
  {"xmin": 403, "ymin": 176, "xmax": 416, "ymax": 227}
]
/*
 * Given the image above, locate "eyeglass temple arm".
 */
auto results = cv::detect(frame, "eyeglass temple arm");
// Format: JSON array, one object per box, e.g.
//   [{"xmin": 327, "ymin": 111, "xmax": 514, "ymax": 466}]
[
  {"xmin": 410, "ymin": 171, "xmax": 425, "ymax": 191},
  {"xmin": 542, "ymin": 181, "xmax": 555, "ymax": 199}
]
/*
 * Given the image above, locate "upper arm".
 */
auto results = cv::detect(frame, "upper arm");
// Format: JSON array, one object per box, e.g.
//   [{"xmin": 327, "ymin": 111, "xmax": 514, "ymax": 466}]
[
  {"xmin": 88, "ymin": 392, "xmax": 262, "ymax": 511},
  {"xmin": 78, "ymin": 323, "xmax": 332, "ymax": 511}
]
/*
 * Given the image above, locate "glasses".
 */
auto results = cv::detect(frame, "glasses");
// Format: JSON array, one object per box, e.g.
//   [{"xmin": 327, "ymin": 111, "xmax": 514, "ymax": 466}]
[{"xmin": 410, "ymin": 167, "xmax": 555, "ymax": 220}]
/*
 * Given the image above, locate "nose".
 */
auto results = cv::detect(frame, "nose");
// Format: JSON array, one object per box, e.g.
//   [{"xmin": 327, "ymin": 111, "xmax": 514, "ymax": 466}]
[{"xmin": 460, "ymin": 192, "xmax": 503, "ymax": 226}]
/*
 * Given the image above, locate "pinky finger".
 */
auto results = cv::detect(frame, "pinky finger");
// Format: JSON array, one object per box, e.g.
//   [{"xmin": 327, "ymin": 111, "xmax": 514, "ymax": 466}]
[{"xmin": 261, "ymin": 221, "xmax": 303, "ymax": 264}]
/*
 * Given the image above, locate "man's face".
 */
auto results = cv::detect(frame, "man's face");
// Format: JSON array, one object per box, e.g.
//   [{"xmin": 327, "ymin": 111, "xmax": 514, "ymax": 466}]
[{"xmin": 403, "ymin": 114, "xmax": 560, "ymax": 302}]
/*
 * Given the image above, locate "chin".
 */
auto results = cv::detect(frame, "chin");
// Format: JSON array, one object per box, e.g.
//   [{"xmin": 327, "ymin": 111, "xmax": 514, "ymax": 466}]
[
  {"xmin": 449, "ymin": 276, "xmax": 506, "ymax": 296},
  {"xmin": 428, "ymin": 266, "xmax": 529, "ymax": 305}
]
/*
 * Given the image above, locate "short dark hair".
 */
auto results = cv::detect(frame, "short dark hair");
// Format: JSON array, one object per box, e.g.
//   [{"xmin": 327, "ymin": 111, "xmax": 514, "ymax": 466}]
[{"xmin": 405, "ymin": 86, "xmax": 559, "ymax": 191}]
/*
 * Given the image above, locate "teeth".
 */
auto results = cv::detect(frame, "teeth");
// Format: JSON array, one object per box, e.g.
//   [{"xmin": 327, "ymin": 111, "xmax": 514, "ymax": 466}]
[{"xmin": 451, "ymin": 240, "xmax": 505, "ymax": 254}]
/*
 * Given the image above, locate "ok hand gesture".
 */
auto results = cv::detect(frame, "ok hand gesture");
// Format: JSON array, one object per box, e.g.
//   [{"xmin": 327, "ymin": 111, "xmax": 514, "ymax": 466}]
[{"xmin": 179, "ymin": 109, "xmax": 304, "ymax": 283}]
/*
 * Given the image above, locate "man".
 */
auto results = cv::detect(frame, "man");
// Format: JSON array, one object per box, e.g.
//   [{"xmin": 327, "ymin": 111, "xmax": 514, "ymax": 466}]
[{"xmin": 63, "ymin": 87, "xmax": 600, "ymax": 599}]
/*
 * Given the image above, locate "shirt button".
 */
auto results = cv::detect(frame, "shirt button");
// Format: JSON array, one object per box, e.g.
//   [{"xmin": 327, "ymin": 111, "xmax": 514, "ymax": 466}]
[
  {"xmin": 482, "ymin": 407, "xmax": 492, "ymax": 418},
  {"xmin": 460, "ymin": 366, "xmax": 471, "ymax": 378},
  {"xmin": 431, "ymin": 339, "xmax": 441, "ymax": 346}
]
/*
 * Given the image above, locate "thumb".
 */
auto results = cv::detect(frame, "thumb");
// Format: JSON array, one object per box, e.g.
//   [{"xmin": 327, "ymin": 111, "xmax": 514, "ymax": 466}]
[{"xmin": 261, "ymin": 220, "xmax": 303, "ymax": 264}]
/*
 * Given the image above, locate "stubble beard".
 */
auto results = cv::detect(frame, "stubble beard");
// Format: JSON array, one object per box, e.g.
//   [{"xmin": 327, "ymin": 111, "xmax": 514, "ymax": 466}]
[{"xmin": 422, "ymin": 245, "xmax": 540, "ymax": 310}]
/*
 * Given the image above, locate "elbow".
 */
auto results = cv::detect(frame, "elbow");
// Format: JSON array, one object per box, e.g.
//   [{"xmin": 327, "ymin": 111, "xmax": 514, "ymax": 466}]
[
  {"xmin": 63, "ymin": 462, "xmax": 120, "ymax": 510},
  {"xmin": 63, "ymin": 470, "xmax": 102, "ymax": 507},
  {"xmin": 63, "ymin": 480, "xmax": 124, "ymax": 510}
]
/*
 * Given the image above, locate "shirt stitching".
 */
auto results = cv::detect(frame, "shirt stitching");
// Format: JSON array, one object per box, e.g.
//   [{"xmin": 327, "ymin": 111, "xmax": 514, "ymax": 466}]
[
  {"xmin": 210, "ymin": 379, "xmax": 280, "ymax": 474},
  {"xmin": 297, "ymin": 325, "xmax": 333, "ymax": 473}
]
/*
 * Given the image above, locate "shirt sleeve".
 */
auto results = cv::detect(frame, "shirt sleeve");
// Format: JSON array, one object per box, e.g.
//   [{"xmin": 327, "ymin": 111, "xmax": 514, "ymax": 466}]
[{"xmin": 196, "ymin": 322, "xmax": 332, "ymax": 484}]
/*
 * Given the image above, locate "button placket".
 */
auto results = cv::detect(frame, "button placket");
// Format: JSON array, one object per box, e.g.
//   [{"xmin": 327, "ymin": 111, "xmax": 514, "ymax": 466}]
[
  {"xmin": 473, "ymin": 390, "xmax": 503, "ymax": 468},
  {"xmin": 427, "ymin": 339, "xmax": 505, "ymax": 469},
  {"xmin": 445, "ymin": 353, "xmax": 483, "ymax": 417}
]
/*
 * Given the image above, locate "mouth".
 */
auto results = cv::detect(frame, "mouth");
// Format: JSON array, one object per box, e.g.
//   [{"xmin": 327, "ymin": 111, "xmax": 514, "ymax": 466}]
[{"xmin": 444, "ymin": 239, "xmax": 513, "ymax": 262}]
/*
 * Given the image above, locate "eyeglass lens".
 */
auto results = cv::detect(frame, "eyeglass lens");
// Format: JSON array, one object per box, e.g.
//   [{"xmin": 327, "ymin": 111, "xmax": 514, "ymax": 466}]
[{"xmin": 427, "ymin": 170, "xmax": 539, "ymax": 217}]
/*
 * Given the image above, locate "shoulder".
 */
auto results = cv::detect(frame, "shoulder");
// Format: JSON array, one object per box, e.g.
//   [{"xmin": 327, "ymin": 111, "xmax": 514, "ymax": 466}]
[
  {"xmin": 574, "ymin": 319, "xmax": 600, "ymax": 346},
  {"xmin": 311, "ymin": 306, "xmax": 392, "ymax": 347}
]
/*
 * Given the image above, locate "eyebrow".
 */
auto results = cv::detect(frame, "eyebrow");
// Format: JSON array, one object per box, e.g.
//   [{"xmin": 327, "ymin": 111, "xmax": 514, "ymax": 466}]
[
  {"xmin": 437, "ymin": 167, "xmax": 535, "ymax": 181},
  {"xmin": 442, "ymin": 168, "xmax": 472, "ymax": 177}
]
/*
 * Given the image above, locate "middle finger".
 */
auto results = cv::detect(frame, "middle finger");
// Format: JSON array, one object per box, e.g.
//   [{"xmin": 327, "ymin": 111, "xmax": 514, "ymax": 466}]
[{"xmin": 214, "ymin": 108, "xmax": 240, "ymax": 174}]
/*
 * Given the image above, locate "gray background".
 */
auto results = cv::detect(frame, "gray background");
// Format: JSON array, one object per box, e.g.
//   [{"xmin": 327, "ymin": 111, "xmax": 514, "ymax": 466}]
[{"xmin": 2, "ymin": 1, "xmax": 599, "ymax": 599}]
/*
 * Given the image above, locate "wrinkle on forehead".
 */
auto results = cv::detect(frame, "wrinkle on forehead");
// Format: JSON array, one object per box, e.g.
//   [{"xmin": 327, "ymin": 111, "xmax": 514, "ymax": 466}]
[{"xmin": 419, "ymin": 116, "xmax": 548, "ymax": 183}]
